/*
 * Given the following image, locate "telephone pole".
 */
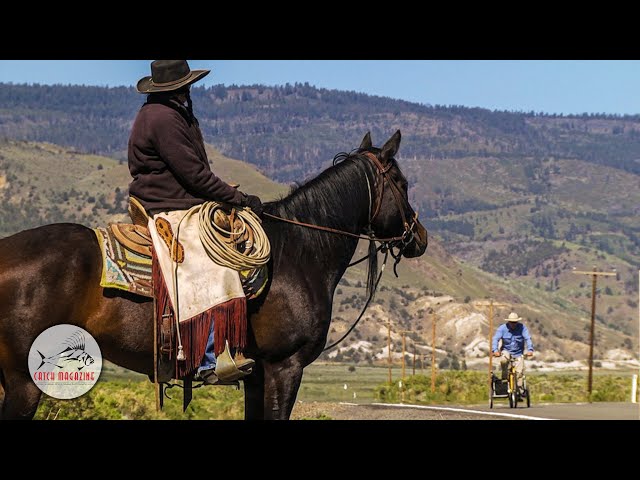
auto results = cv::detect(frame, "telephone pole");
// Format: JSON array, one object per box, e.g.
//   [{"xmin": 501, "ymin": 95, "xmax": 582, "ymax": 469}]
[
  {"xmin": 387, "ymin": 319, "xmax": 392, "ymax": 385},
  {"xmin": 475, "ymin": 300, "xmax": 510, "ymax": 393},
  {"xmin": 573, "ymin": 267, "xmax": 616, "ymax": 401},
  {"xmin": 412, "ymin": 345, "xmax": 416, "ymax": 377},
  {"xmin": 431, "ymin": 310, "xmax": 437, "ymax": 394},
  {"xmin": 399, "ymin": 330, "xmax": 412, "ymax": 380},
  {"xmin": 401, "ymin": 331, "xmax": 407, "ymax": 380}
]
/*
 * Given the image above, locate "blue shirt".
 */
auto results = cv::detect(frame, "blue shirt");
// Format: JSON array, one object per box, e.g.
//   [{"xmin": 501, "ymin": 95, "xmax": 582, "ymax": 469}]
[{"xmin": 492, "ymin": 323, "xmax": 534, "ymax": 356}]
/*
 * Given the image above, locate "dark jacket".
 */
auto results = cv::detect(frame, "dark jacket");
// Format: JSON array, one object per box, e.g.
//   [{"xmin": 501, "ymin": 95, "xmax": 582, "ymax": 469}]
[{"xmin": 127, "ymin": 94, "xmax": 244, "ymax": 215}]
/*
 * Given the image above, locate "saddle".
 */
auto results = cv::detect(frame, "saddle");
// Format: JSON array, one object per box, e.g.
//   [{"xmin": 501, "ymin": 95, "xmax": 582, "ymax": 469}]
[
  {"xmin": 110, "ymin": 223, "xmax": 152, "ymax": 257},
  {"xmin": 107, "ymin": 197, "xmax": 153, "ymax": 257},
  {"xmin": 128, "ymin": 195, "xmax": 150, "ymax": 228}
]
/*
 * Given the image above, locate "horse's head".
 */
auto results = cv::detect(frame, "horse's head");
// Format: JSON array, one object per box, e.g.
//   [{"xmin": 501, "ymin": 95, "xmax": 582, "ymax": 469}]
[{"xmin": 358, "ymin": 130, "xmax": 428, "ymax": 258}]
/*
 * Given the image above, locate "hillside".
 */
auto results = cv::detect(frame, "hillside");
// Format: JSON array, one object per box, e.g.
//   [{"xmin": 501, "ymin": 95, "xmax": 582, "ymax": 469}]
[
  {"xmin": 0, "ymin": 139, "xmax": 289, "ymax": 236},
  {"xmin": 2, "ymin": 83, "xmax": 640, "ymax": 178},
  {"xmin": 1, "ymin": 139, "xmax": 637, "ymax": 371}
]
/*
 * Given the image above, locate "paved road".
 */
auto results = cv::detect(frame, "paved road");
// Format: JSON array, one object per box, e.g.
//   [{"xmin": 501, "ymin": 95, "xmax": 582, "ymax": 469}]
[
  {"xmin": 472, "ymin": 401, "xmax": 640, "ymax": 420},
  {"xmin": 368, "ymin": 401, "xmax": 640, "ymax": 420},
  {"xmin": 291, "ymin": 401, "xmax": 640, "ymax": 420}
]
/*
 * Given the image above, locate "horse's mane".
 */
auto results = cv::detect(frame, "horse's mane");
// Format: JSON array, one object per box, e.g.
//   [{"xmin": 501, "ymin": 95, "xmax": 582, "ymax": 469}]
[{"xmin": 265, "ymin": 151, "xmax": 379, "ymax": 297}]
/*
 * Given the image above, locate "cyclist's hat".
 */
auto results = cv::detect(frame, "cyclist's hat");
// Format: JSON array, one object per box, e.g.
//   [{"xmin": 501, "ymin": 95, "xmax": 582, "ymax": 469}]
[{"xmin": 505, "ymin": 312, "xmax": 522, "ymax": 322}]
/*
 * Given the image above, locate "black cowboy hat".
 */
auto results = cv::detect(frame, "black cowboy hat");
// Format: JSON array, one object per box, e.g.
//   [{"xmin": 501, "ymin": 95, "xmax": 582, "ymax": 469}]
[{"xmin": 136, "ymin": 60, "xmax": 210, "ymax": 94}]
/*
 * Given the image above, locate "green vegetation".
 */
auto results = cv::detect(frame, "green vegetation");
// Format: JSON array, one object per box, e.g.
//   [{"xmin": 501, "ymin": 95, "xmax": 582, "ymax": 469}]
[
  {"xmin": 28, "ymin": 364, "xmax": 635, "ymax": 420},
  {"xmin": 481, "ymin": 240, "xmax": 567, "ymax": 277},
  {"xmin": 297, "ymin": 364, "xmax": 407, "ymax": 403},
  {"xmin": 34, "ymin": 375, "xmax": 243, "ymax": 420},
  {"xmin": 375, "ymin": 371, "xmax": 634, "ymax": 405}
]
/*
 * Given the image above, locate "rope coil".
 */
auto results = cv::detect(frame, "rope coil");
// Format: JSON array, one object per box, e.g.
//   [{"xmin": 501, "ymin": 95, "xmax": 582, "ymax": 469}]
[{"xmin": 197, "ymin": 202, "xmax": 271, "ymax": 271}]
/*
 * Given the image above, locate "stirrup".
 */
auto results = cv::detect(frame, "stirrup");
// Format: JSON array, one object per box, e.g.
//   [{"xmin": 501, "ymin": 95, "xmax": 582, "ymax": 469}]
[
  {"xmin": 195, "ymin": 369, "xmax": 241, "ymax": 388},
  {"xmin": 214, "ymin": 340, "xmax": 255, "ymax": 382}
]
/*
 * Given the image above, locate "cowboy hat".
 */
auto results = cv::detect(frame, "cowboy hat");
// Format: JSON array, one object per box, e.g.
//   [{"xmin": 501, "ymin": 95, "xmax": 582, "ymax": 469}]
[
  {"xmin": 505, "ymin": 312, "xmax": 522, "ymax": 322},
  {"xmin": 136, "ymin": 60, "xmax": 210, "ymax": 94}
]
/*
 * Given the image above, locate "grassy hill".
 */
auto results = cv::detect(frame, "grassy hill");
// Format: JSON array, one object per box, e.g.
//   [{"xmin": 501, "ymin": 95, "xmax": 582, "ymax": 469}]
[
  {"xmin": 0, "ymin": 139, "xmax": 288, "ymax": 237},
  {"xmin": 1, "ymin": 139, "xmax": 637, "ymax": 368}
]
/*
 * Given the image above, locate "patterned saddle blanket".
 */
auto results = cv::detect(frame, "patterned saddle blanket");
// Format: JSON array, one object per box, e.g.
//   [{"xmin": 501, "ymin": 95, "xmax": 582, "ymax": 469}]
[{"xmin": 94, "ymin": 225, "xmax": 153, "ymax": 297}]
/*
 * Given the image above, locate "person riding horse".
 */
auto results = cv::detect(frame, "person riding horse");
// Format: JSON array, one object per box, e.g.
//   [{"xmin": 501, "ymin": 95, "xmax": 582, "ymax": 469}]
[
  {"xmin": 128, "ymin": 60, "xmax": 260, "ymax": 385},
  {"xmin": 0, "ymin": 126, "xmax": 427, "ymax": 420}
]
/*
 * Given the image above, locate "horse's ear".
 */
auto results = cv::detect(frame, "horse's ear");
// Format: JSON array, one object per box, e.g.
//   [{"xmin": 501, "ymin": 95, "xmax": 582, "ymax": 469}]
[
  {"xmin": 359, "ymin": 131, "xmax": 373, "ymax": 150},
  {"xmin": 380, "ymin": 130, "xmax": 401, "ymax": 163}
]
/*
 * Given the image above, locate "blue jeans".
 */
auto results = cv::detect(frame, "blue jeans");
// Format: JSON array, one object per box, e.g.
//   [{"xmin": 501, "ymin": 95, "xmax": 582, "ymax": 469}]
[{"xmin": 197, "ymin": 321, "xmax": 216, "ymax": 373}]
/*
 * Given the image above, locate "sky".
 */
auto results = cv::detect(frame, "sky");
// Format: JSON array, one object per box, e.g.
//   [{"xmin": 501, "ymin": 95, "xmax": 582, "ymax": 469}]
[{"xmin": 1, "ymin": 60, "xmax": 640, "ymax": 116}]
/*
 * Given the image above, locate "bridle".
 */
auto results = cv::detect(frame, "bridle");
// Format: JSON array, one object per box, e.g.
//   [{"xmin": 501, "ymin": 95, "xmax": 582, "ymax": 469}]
[
  {"xmin": 360, "ymin": 151, "xmax": 419, "ymax": 261},
  {"xmin": 262, "ymin": 150, "xmax": 420, "ymax": 261}
]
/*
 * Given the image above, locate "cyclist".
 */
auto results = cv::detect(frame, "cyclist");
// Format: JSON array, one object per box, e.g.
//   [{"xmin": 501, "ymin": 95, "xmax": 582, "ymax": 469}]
[{"xmin": 492, "ymin": 312, "xmax": 534, "ymax": 389}]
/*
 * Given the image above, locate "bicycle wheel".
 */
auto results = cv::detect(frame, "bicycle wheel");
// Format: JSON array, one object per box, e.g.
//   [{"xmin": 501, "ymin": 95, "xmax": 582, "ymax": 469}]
[
  {"xmin": 508, "ymin": 371, "xmax": 516, "ymax": 408},
  {"xmin": 489, "ymin": 375, "xmax": 495, "ymax": 408},
  {"xmin": 526, "ymin": 387, "xmax": 531, "ymax": 408}
]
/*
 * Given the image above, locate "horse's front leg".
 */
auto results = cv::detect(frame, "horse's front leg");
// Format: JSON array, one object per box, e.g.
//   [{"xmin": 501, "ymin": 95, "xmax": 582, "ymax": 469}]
[
  {"xmin": 262, "ymin": 356, "xmax": 304, "ymax": 420},
  {"xmin": 243, "ymin": 360, "xmax": 265, "ymax": 420},
  {"xmin": 0, "ymin": 369, "xmax": 42, "ymax": 420}
]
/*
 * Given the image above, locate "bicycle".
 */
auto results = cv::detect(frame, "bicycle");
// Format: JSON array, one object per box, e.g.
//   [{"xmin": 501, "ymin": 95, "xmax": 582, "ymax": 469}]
[{"xmin": 490, "ymin": 354, "xmax": 531, "ymax": 409}]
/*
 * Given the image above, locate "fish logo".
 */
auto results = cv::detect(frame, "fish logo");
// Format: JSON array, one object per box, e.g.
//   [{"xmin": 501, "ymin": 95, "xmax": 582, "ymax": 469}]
[
  {"xmin": 36, "ymin": 330, "xmax": 95, "ymax": 371},
  {"xmin": 29, "ymin": 324, "xmax": 102, "ymax": 399}
]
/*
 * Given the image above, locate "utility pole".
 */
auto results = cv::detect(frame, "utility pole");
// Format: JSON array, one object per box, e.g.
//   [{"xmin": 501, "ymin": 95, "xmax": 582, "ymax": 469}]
[
  {"xmin": 475, "ymin": 300, "xmax": 510, "ymax": 393},
  {"xmin": 399, "ymin": 330, "xmax": 411, "ymax": 380},
  {"xmin": 387, "ymin": 319, "xmax": 392, "ymax": 385},
  {"xmin": 401, "ymin": 331, "xmax": 407, "ymax": 380},
  {"xmin": 431, "ymin": 310, "xmax": 437, "ymax": 394},
  {"xmin": 412, "ymin": 345, "xmax": 416, "ymax": 377},
  {"xmin": 573, "ymin": 267, "xmax": 616, "ymax": 401}
]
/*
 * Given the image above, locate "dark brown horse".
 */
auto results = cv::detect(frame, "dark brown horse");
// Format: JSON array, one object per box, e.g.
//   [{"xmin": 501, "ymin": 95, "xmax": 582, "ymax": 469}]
[{"xmin": 0, "ymin": 130, "xmax": 427, "ymax": 420}]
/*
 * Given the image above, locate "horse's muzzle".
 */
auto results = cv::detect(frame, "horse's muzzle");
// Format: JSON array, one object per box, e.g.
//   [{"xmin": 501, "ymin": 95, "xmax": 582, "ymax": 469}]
[{"xmin": 402, "ymin": 221, "xmax": 428, "ymax": 258}]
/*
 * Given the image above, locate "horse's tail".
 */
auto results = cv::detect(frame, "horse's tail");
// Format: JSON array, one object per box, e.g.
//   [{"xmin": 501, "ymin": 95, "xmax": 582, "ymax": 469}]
[
  {"xmin": 0, "ymin": 368, "xmax": 5, "ymax": 406},
  {"xmin": 36, "ymin": 351, "xmax": 46, "ymax": 370}
]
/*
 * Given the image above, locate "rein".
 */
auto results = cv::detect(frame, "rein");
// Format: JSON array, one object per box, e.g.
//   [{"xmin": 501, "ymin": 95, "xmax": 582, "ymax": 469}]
[
  {"xmin": 261, "ymin": 213, "xmax": 407, "ymax": 243},
  {"xmin": 322, "ymin": 247, "xmax": 390, "ymax": 352}
]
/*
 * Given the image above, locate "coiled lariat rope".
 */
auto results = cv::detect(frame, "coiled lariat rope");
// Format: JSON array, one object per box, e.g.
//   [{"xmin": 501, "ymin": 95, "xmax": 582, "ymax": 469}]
[{"xmin": 197, "ymin": 202, "xmax": 270, "ymax": 271}]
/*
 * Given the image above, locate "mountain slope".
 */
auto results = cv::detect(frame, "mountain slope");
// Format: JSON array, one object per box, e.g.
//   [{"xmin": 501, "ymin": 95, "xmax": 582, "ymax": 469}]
[
  {"xmin": 0, "ymin": 139, "xmax": 289, "ymax": 237},
  {"xmin": 5, "ymin": 139, "xmax": 635, "ymax": 369}
]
